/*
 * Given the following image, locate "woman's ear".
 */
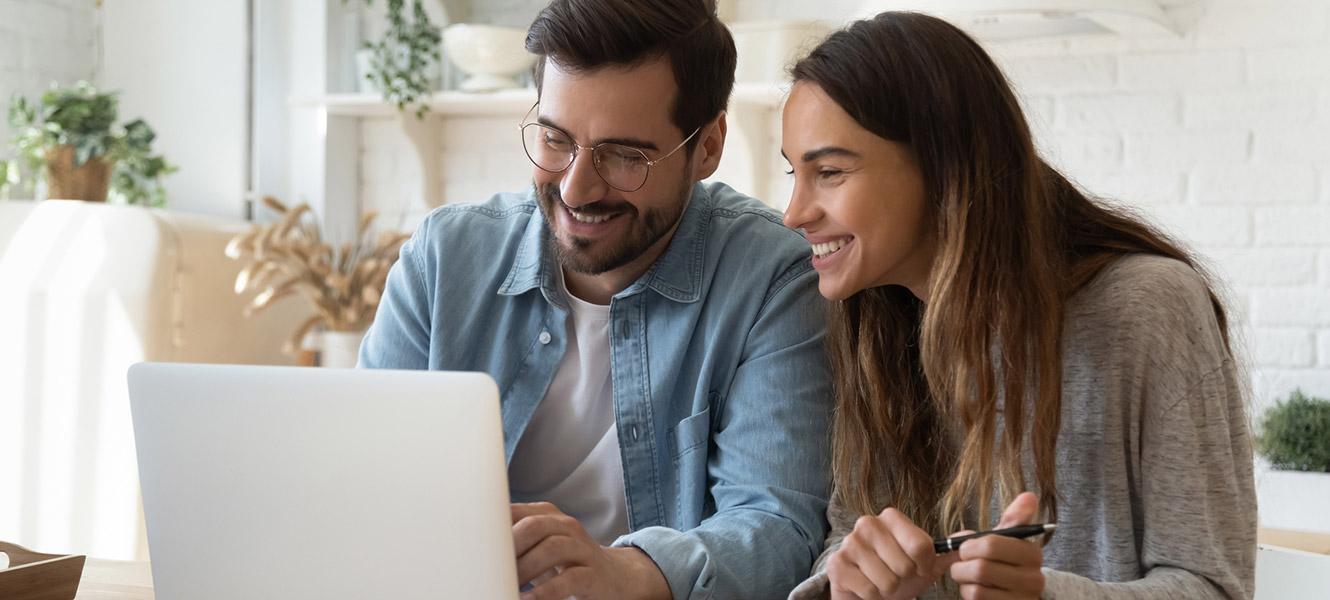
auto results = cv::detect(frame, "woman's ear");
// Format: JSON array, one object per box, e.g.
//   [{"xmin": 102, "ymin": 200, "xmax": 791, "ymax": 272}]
[{"xmin": 691, "ymin": 112, "xmax": 727, "ymax": 181}]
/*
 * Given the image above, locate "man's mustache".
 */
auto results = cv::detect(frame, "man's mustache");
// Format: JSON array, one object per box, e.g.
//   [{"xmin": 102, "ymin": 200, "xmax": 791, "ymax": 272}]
[{"xmin": 537, "ymin": 183, "xmax": 635, "ymax": 217}]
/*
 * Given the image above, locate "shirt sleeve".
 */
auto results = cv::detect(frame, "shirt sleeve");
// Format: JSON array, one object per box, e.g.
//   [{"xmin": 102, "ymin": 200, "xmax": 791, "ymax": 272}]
[
  {"xmin": 358, "ymin": 218, "xmax": 433, "ymax": 370},
  {"xmin": 1044, "ymin": 361, "xmax": 1256, "ymax": 600},
  {"xmin": 613, "ymin": 262, "xmax": 835, "ymax": 600}
]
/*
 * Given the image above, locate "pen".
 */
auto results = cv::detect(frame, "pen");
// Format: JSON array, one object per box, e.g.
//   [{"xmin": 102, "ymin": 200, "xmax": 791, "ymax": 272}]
[{"xmin": 933, "ymin": 523, "xmax": 1056, "ymax": 554}]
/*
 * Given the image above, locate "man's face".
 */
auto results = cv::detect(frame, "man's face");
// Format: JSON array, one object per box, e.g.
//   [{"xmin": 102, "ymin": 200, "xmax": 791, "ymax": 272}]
[{"xmin": 531, "ymin": 57, "xmax": 696, "ymax": 275}]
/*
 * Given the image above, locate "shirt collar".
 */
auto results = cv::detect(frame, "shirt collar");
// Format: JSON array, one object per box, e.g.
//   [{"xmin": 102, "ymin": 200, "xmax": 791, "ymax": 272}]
[{"xmin": 497, "ymin": 183, "xmax": 710, "ymax": 305}]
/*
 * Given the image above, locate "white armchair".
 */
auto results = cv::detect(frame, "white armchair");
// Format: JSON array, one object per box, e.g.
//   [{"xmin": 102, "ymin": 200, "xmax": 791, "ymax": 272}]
[{"xmin": 0, "ymin": 200, "xmax": 307, "ymax": 560}]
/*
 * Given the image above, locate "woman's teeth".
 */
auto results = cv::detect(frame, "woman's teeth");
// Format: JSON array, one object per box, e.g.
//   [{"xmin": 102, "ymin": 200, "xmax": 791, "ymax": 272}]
[{"xmin": 812, "ymin": 238, "xmax": 850, "ymax": 258}]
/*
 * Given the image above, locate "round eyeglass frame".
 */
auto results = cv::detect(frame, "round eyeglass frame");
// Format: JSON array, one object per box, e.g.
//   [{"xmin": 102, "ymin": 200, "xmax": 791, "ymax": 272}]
[{"xmin": 518, "ymin": 103, "xmax": 700, "ymax": 193}]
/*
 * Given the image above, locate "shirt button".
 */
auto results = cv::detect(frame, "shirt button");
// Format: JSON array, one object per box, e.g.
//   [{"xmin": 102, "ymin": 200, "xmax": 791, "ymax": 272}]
[
  {"xmin": 630, "ymin": 425, "xmax": 639, "ymax": 440},
  {"xmin": 538, "ymin": 330, "xmax": 551, "ymax": 345}
]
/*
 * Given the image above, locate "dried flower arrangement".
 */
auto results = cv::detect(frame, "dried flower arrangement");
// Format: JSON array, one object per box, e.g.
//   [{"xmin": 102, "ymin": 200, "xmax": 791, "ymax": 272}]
[{"xmin": 225, "ymin": 196, "xmax": 410, "ymax": 354}]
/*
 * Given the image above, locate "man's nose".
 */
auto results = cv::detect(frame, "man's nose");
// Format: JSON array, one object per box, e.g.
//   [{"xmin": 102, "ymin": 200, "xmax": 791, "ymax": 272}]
[{"xmin": 559, "ymin": 150, "xmax": 609, "ymax": 208}]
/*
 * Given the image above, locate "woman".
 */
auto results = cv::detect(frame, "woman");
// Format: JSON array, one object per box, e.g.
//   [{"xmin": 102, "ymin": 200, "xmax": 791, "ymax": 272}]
[{"xmin": 781, "ymin": 12, "xmax": 1255, "ymax": 600}]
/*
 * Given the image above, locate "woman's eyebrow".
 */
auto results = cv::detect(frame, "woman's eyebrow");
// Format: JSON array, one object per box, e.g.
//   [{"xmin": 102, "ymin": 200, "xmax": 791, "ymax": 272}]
[{"xmin": 799, "ymin": 146, "xmax": 860, "ymax": 163}]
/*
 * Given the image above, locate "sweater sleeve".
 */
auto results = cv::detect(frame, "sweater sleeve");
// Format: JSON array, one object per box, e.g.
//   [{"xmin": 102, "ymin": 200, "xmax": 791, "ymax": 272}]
[
  {"xmin": 1036, "ymin": 255, "xmax": 1257, "ymax": 599},
  {"xmin": 1042, "ymin": 361, "xmax": 1250, "ymax": 600},
  {"xmin": 787, "ymin": 492, "xmax": 858, "ymax": 600},
  {"xmin": 1043, "ymin": 361, "xmax": 1256, "ymax": 600}
]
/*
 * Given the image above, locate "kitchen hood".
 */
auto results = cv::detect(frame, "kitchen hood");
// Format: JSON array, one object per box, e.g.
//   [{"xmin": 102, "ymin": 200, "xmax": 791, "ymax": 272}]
[{"xmin": 856, "ymin": 0, "xmax": 1198, "ymax": 40}]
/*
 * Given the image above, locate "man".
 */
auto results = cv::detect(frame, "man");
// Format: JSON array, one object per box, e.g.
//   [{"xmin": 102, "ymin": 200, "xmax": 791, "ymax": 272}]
[{"xmin": 359, "ymin": 1, "xmax": 831, "ymax": 598}]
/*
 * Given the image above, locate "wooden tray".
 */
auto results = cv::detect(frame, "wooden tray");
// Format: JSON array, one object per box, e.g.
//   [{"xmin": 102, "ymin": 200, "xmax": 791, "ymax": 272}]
[{"xmin": 0, "ymin": 541, "xmax": 86, "ymax": 600}]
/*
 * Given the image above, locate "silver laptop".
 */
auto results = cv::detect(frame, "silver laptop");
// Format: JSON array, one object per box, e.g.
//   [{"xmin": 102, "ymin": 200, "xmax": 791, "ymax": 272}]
[{"xmin": 128, "ymin": 363, "xmax": 519, "ymax": 600}]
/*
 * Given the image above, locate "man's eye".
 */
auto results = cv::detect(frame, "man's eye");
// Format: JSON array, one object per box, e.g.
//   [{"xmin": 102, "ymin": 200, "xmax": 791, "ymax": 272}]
[
  {"xmin": 543, "ymin": 134, "xmax": 571, "ymax": 150},
  {"xmin": 601, "ymin": 148, "xmax": 645, "ymax": 165}
]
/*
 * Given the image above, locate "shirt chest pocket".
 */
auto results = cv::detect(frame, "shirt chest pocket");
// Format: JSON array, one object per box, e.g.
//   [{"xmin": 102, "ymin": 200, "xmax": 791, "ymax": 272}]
[{"xmin": 668, "ymin": 407, "xmax": 711, "ymax": 460}]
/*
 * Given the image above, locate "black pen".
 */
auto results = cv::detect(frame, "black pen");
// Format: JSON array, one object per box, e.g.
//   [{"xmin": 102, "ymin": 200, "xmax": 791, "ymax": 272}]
[{"xmin": 933, "ymin": 523, "xmax": 1056, "ymax": 554}]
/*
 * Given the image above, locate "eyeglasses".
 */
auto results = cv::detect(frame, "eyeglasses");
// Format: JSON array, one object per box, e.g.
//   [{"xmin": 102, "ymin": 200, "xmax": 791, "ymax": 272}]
[{"xmin": 519, "ymin": 103, "xmax": 700, "ymax": 193}]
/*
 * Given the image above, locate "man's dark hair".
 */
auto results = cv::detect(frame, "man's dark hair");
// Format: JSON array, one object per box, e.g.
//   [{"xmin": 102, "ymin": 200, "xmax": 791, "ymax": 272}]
[{"xmin": 525, "ymin": 0, "xmax": 736, "ymax": 150}]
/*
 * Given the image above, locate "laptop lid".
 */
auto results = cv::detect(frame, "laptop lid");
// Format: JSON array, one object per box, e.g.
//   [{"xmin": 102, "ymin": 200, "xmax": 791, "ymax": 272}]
[{"xmin": 128, "ymin": 363, "xmax": 518, "ymax": 600}]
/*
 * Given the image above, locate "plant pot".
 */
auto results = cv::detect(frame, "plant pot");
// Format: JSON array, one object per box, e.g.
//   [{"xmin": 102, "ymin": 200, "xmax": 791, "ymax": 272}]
[
  {"xmin": 1256, "ymin": 465, "xmax": 1330, "ymax": 534},
  {"xmin": 44, "ymin": 144, "xmax": 113, "ymax": 202},
  {"xmin": 320, "ymin": 329, "xmax": 367, "ymax": 369}
]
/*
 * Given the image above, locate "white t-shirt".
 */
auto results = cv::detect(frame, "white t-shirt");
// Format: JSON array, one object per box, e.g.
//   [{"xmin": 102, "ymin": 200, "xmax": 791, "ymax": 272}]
[{"xmin": 507, "ymin": 273, "xmax": 629, "ymax": 545}]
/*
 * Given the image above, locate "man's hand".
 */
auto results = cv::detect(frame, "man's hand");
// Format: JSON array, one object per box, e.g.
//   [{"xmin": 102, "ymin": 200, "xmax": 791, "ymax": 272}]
[{"xmin": 511, "ymin": 502, "xmax": 671, "ymax": 600}]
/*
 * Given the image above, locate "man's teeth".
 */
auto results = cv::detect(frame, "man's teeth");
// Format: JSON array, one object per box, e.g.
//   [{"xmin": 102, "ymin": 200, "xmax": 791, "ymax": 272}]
[
  {"xmin": 569, "ymin": 207, "xmax": 612, "ymax": 224},
  {"xmin": 812, "ymin": 238, "xmax": 850, "ymax": 258}
]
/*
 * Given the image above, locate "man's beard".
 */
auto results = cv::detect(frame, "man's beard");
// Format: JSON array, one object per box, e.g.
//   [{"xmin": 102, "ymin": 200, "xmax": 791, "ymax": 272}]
[{"xmin": 535, "ymin": 182, "xmax": 690, "ymax": 275}]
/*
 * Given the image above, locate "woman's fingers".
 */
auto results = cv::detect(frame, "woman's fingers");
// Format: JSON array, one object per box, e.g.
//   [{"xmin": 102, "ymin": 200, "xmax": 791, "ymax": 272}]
[
  {"xmin": 996, "ymin": 492, "xmax": 1039, "ymax": 529},
  {"xmin": 950, "ymin": 556, "xmax": 1045, "ymax": 593},
  {"xmin": 876, "ymin": 508, "xmax": 937, "ymax": 577},
  {"xmin": 958, "ymin": 584, "xmax": 1023, "ymax": 600},
  {"xmin": 842, "ymin": 527, "xmax": 902, "ymax": 595},
  {"xmin": 958, "ymin": 534, "xmax": 1043, "ymax": 568},
  {"xmin": 827, "ymin": 549, "xmax": 879, "ymax": 600},
  {"xmin": 859, "ymin": 514, "xmax": 923, "ymax": 583}
]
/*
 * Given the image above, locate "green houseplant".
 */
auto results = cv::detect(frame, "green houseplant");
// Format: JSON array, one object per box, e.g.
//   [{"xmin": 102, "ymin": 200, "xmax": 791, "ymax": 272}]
[
  {"xmin": 2, "ymin": 81, "xmax": 175, "ymax": 206},
  {"xmin": 1257, "ymin": 389, "xmax": 1330, "ymax": 472},
  {"xmin": 354, "ymin": 0, "xmax": 442, "ymax": 117}
]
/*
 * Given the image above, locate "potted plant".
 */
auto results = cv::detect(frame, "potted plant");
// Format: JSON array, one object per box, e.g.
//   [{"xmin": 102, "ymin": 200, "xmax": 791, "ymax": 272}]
[
  {"xmin": 225, "ymin": 196, "xmax": 410, "ymax": 367},
  {"xmin": 1255, "ymin": 389, "xmax": 1330, "ymax": 533},
  {"xmin": 2, "ymin": 81, "xmax": 175, "ymax": 206},
  {"xmin": 351, "ymin": 0, "xmax": 443, "ymax": 117}
]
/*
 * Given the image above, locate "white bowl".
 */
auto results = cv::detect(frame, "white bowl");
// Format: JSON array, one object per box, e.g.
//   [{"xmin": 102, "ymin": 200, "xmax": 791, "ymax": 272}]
[{"xmin": 443, "ymin": 24, "xmax": 538, "ymax": 92}]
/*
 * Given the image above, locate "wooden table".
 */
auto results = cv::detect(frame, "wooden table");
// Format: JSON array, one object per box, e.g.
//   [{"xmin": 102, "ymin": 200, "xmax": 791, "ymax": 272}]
[{"xmin": 75, "ymin": 559, "xmax": 153, "ymax": 600}]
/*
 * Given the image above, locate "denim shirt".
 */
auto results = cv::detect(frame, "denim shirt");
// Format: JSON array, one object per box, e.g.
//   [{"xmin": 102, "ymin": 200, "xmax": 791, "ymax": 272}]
[{"xmin": 359, "ymin": 181, "xmax": 832, "ymax": 599}]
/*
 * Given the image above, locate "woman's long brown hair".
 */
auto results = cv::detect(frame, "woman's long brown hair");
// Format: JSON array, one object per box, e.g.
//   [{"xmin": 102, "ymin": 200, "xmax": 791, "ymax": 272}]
[{"xmin": 791, "ymin": 12, "xmax": 1230, "ymax": 535}]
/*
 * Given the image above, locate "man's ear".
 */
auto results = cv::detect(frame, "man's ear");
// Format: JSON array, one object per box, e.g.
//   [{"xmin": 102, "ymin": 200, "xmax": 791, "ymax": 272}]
[{"xmin": 691, "ymin": 111, "xmax": 727, "ymax": 181}]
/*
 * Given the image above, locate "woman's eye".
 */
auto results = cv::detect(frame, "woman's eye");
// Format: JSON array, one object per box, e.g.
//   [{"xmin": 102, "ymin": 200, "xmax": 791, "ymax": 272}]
[
  {"xmin": 783, "ymin": 168, "xmax": 795, "ymax": 176},
  {"xmin": 818, "ymin": 169, "xmax": 846, "ymax": 180}
]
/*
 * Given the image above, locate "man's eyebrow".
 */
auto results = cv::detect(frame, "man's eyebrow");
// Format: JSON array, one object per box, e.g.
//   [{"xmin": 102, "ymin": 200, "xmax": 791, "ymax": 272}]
[{"xmin": 536, "ymin": 114, "xmax": 661, "ymax": 152}]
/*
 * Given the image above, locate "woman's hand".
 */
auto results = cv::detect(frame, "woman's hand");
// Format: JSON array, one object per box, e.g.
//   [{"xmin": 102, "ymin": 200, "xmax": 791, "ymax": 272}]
[
  {"xmin": 948, "ymin": 492, "xmax": 1046, "ymax": 600},
  {"xmin": 827, "ymin": 507, "xmax": 958, "ymax": 600}
]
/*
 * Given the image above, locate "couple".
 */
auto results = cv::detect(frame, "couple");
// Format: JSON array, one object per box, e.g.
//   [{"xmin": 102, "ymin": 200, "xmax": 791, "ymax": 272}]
[{"xmin": 359, "ymin": 1, "xmax": 1256, "ymax": 599}]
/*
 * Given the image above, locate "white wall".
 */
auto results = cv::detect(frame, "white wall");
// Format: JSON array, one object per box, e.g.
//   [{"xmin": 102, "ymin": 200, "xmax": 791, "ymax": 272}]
[
  {"xmin": 99, "ymin": 0, "xmax": 248, "ymax": 219},
  {"xmin": 358, "ymin": 0, "xmax": 1330, "ymax": 529},
  {"xmin": 0, "ymin": 0, "xmax": 99, "ymax": 181},
  {"xmin": 982, "ymin": 1, "xmax": 1330, "ymax": 416}
]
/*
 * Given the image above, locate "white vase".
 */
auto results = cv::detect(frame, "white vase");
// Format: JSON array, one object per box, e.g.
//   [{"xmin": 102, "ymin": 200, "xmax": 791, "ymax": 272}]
[
  {"xmin": 321, "ymin": 330, "xmax": 367, "ymax": 369},
  {"xmin": 442, "ymin": 24, "xmax": 537, "ymax": 93}
]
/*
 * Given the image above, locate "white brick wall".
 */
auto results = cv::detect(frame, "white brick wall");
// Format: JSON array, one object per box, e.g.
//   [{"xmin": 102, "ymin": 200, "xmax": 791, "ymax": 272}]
[
  {"xmin": 1318, "ymin": 330, "xmax": 1330, "ymax": 367},
  {"xmin": 1251, "ymin": 328, "xmax": 1316, "ymax": 368},
  {"xmin": 359, "ymin": 0, "xmax": 1330, "ymax": 407},
  {"xmin": 1119, "ymin": 50, "xmax": 1246, "ymax": 90},
  {"xmin": 0, "ymin": 0, "xmax": 98, "ymax": 162}
]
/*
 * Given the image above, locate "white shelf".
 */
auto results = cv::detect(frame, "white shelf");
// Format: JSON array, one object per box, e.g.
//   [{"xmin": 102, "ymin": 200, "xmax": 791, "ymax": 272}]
[
  {"xmin": 291, "ymin": 88, "xmax": 537, "ymax": 117},
  {"xmin": 288, "ymin": 81, "xmax": 787, "ymax": 212},
  {"xmin": 291, "ymin": 82, "xmax": 787, "ymax": 118}
]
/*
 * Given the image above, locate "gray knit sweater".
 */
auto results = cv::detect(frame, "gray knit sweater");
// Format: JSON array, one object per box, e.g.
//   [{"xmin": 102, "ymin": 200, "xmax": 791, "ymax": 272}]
[{"xmin": 789, "ymin": 254, "xmax": 1256, "ymax": 599}]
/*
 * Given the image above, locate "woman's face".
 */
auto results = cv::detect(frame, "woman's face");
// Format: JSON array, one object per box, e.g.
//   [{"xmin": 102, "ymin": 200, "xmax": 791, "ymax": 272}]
[{"xmin": 781, "ymin": 82, "xmax": 936, "ymax": 302}]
